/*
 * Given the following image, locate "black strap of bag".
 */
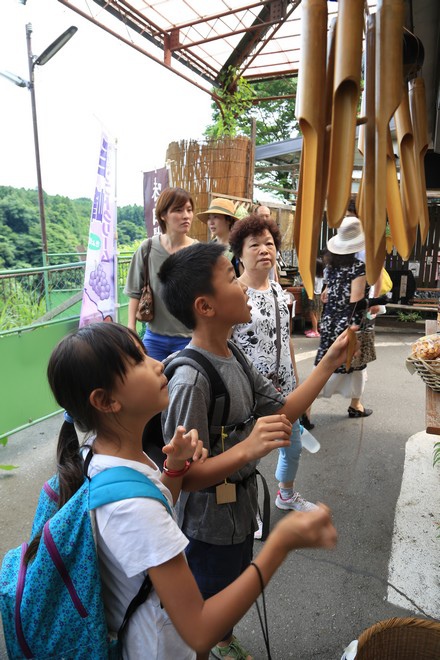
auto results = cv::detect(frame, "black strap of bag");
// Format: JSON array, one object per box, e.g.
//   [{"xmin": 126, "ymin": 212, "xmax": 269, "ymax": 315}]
[
  {"xmin": 117, "ymin": 574, "xmax": 153, "ymax": 645},
  {"xmin": 255, "ymin": 468, "xmax": 271, "ymax": 542},
  {"xmin": 270, "ymin": 284, "xmax": 282, "ymax": 390},
  {"xmin": 142, "ymin": 238, "xmax": 152, "ymax": 289}
]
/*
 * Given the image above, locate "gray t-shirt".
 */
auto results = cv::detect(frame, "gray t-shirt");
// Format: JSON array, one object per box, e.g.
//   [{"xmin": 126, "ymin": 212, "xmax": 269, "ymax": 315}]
[
  {"xmin": 162, "ymin": 343, "xmax": 285, "ymax": 545},
  {"xmin": 124, "ymin": 235, "xmax": 195, "ymax": 337}
]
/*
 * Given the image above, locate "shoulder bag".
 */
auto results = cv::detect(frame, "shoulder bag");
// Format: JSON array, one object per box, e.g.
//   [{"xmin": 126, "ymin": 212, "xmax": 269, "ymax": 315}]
[{"xmin": 136, "ymin": 238, "xmax": 154, "ymax": 322}]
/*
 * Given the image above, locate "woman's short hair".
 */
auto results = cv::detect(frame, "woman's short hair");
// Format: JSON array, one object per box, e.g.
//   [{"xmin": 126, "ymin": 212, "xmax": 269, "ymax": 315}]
[
  {"xmin": 155, "ymin": 187, "xmax": 194, "ymax": 233},
  {"xmin": 229, "ymin": 213, "xmax": 281, "ymax": 258}
]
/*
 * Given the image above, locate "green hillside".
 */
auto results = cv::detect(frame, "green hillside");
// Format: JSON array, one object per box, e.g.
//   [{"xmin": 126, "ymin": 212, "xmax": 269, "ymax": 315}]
[{"xmin": 0, "ymin": 186, "xmax": 145, "ymax": 269}]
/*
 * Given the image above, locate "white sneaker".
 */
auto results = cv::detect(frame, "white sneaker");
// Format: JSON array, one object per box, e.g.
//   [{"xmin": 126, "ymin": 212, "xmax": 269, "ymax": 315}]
[
  {"xmin": 275, "ymin": 490, "xmax": 317, "ymax": 512},
  {"xmin": 254, "ymin": 510, "xmax": 263, "ymax": 540}
]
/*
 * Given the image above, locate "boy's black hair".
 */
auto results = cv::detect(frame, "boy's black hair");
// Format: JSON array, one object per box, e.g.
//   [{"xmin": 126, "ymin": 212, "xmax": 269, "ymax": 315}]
[{"xmin": 158, "ymin": 242, "xmax": 225, "ymax": 329}]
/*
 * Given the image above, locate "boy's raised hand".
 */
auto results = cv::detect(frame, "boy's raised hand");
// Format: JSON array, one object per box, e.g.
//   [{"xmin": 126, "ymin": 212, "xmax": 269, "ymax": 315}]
[
  {"xmin": 272, "ymin": 504, "xmax": 337, "ymax": 551},
  {"xmin": 243, "ymin": 414, "xmax": 292, "ymax": 460},
  {"xmin": 163, "ymin": 426, "xmax": 208, "ymax": 466}
]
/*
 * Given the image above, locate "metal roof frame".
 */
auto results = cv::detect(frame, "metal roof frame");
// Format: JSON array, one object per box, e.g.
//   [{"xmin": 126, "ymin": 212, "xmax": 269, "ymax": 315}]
[{"xmin": 58, "ymin": 0, "xmax": 439, "ymax": 151}]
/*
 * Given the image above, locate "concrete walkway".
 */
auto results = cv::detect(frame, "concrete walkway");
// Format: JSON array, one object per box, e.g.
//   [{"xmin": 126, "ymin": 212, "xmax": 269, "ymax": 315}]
[{"xmin": 1, "ymin": 327, "xmax": 439, "ymax": 659}]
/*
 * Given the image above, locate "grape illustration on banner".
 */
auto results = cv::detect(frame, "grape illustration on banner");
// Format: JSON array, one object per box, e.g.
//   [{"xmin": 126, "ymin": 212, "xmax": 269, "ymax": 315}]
[{"xmin": 89, "ymin": 262, "xmax": 111, "ymax": 301}]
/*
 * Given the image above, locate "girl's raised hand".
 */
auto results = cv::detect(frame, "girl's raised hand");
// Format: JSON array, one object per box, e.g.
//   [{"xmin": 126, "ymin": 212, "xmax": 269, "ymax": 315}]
[
  {"xmin": 271, "ymin": 503, "xmax": 337, "ymax": 552},
  {"xmin": 162, "ymin": 426, "xmax": 208, "ymax": 467}
]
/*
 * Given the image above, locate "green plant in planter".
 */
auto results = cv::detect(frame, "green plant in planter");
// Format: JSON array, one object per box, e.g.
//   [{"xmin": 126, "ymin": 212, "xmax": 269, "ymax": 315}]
[{"xmin": 396, "ymin": 311, "xmax": 423, "ymax": 322}]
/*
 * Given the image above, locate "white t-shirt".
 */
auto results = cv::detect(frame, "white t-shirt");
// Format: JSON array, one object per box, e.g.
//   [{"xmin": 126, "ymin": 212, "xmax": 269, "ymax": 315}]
[{"xmin": 88, "ymin": 454, "xmax": 195, "ymax": 660}]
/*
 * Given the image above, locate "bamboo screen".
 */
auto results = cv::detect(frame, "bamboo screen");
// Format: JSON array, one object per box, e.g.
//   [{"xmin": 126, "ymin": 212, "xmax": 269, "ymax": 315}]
[
  {"xmin": 166, "ymin": 137, "xmax": 252, "ymax": 242},
  {"xmin": 255, "ymin": 205, "xmax": 296, "ymax": 264}
]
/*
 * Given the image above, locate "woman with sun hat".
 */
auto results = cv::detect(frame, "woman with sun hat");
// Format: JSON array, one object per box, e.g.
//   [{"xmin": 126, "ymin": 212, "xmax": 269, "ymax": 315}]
[
  {"xmin": 198, "ymin": 198, "xmax": 241, "ymax": 276},
  {"xmin": 314, "ymin": 210, "xmax": 387, "ymax": 418}
]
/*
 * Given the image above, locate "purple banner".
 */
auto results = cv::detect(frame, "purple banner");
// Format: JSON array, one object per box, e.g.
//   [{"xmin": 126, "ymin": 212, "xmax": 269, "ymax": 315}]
[
  {"xmin": 79, "ymin": 132, "xmax": 117, "ymax": 327},
  {"xmin": 143, "ymin": 167, "xmax": 169, "ymax": 237}
]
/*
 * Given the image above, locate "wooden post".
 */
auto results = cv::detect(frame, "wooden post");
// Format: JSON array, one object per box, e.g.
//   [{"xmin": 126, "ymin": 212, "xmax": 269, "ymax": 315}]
[{"xmin": 425, "ymin": 320, "xmax": 440, "ymax": 435}]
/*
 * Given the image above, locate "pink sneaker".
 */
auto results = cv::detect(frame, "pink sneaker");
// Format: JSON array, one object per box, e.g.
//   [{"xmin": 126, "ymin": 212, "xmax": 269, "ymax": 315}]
[{"xmin": 305, "ymin": 330, "xmax": 320, "ymax": 338}]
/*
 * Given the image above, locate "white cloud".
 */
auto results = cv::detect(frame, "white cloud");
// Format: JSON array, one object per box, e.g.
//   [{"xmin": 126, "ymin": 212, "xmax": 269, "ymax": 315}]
[{"xmin": 0, "ymin": 0, "xmax": 214, "ymax": 205}]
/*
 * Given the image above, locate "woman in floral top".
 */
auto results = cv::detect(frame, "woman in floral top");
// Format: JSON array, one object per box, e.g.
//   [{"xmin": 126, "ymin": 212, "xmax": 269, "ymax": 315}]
[{"xmin": 230, "ymin": 214, "xmax": 316, "ymax": 520}]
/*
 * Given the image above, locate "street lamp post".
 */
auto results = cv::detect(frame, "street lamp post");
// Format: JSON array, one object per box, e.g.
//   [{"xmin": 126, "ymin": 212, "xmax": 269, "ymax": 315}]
[{"xmin": 0, "ymin": 23, "xmax": 77, "ymax": 271}]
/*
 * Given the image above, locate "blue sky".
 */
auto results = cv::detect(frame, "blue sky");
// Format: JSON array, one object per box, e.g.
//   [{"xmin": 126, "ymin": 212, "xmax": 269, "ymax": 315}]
[{"xmin": 0, "ymin": 0, "xmax": 214, "ymax": 205}]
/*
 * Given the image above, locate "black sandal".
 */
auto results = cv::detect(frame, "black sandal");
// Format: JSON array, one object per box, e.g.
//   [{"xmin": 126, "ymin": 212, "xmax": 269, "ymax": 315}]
[
  {"xmin": 300, "ymin": 413, "xmax": 315, "ymax": 430},
  {"xmin": 348, "ymin": 406, "xmax": 373, "ymax": 418}
]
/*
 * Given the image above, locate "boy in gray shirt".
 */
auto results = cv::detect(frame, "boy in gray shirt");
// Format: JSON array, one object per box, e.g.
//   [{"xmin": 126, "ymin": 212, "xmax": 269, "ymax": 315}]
[{"xmin": 158, "ymin": 243, "xmax": 352, "ymax": 660}]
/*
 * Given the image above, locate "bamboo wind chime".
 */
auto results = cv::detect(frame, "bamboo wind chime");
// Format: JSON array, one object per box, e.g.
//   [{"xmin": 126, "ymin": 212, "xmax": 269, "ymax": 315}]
[{"xmin": 294, "ymin": 0, "xmax": 430, "ymax": 297}]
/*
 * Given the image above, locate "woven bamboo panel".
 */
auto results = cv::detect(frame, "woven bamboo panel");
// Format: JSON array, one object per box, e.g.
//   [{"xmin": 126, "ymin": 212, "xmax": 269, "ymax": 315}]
[{"xmin": 166, "ymin": 137, "xmax": 252, "ymax": 243}]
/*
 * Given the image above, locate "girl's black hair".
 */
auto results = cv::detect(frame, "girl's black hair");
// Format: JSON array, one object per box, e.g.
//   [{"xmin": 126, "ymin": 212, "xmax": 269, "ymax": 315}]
[{"xmin": 25, "ymin": 323, "xmax": 145, "ymax": 563}]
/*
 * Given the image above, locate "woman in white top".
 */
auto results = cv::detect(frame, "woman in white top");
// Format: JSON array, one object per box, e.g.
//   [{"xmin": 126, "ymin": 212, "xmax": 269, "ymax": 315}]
[{"xmin": 230, "ymin": 214, "xmax": 316, "ymax": 515}]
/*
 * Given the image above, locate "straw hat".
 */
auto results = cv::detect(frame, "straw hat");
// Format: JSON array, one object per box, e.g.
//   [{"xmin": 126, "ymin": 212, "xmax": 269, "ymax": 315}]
[
  {"xmin": 327, "ymin": 216, "xmax": 365, "ymax": 254},
  {"xmin": 197, "ymin": 198, "xmax": 240, "ymax": 223}
]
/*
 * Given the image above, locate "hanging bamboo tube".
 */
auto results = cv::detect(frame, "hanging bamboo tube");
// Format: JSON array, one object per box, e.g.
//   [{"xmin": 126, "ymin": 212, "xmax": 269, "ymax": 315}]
[
  {"xmin": 375, "ymin": 0, "xmax": 404, "ymax": 254},
  {"xmin": 317, "ymin": 16, "xmax": 337, "ymax": 220},
  {"xmin": 294, "ymin": 0, "xmax": 327, "ymax": 299},
  {"xmin": 326, "ymin": 0, "xmax": 364, "ymax": 228},
  {"xmin": 394, "ymin": 83, "xmax": 421, "ymax": 233},
  {"xmin": 360, "ymin": 13, "xmax": 384, "ymax": 286},
  {"xmin": 385, "ymin": 127, "xmax": 414, "ymax": 260},
  {"xmin": 408, "ymin": 77, "xmax": 429, "ymax": 243}
]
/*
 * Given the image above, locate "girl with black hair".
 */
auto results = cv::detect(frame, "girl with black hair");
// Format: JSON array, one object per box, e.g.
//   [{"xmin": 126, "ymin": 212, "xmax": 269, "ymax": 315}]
[{"xmin": 44, "ymin": 322, "xmax": 337, "ymax": 659}]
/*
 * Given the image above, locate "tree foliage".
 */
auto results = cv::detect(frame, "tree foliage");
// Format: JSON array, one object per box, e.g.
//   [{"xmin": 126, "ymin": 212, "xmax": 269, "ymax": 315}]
[
  {"xmin": 204, "ymin": 77, "xmax": 299, "ymax": 200},
  {"xmin": 0, "ymin": 186, "xmax": 145, "ymax": 270},
  {"xmin": 204, "ymin": 67, "xmax": 255, "ymax": 139}
]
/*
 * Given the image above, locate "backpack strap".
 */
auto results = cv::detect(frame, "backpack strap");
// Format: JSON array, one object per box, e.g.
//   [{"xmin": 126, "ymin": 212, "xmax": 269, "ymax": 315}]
[
  {"xmin": 89, "ymin": 466, "xmax": 172, "ymax": 515},
  {"xmin": 117, "ymin": 572, "xmax": 153, "ymax": 645},
  {"xmin": 165, "ymin": 348, "xmax": 230, "ymax": 432},
  {"xmin": 227, "ymin": 340, "xmax": 256, "ymax": 412},
  {"xmin": 88, "ymin": 466, "xmax": 172, "ymax": 646}
]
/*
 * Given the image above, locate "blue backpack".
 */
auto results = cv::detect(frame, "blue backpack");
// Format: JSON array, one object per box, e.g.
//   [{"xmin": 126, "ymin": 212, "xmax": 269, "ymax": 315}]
[{"xmin": 0, "ymin": 466, "xmax": 171, "ymax": 659}]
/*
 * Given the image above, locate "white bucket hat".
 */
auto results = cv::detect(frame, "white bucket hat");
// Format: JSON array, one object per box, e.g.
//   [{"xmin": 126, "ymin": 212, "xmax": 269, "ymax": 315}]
[{"xmin": 327, "ymin": 216, "xmax": 365, "ymax": 255}]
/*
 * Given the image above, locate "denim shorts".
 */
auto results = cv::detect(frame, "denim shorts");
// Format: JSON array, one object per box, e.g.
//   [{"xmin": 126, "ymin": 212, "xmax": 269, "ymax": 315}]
[
  {"xmin": 185, "ymin": 534, "xmax": 254, "ymax": 639},
  {"xmin": 142, "ymin": 328, "xmax": 190, "ymax": 361}
]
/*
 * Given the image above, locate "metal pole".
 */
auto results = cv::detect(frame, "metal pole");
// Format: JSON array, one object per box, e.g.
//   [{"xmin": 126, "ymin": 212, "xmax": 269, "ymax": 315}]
[{"xmin": 26, "ymin": 23, "xmax": 50, "ymax": 308}]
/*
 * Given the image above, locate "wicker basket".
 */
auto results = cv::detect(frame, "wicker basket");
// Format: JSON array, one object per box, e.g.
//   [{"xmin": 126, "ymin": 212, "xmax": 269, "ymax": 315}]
[
  {"xmin": 406, "ymin": 356, "xmax": 440, "ymax": 393},
  {"xmin": 356, "ymin": 617, "xmax": 440, "ymax": 659}
]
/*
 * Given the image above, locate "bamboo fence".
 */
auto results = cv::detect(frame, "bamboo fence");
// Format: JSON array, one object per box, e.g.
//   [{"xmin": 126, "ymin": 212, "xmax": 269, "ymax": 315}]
[{"xmin": 166, "ymin": 136, "xmax": 253, "ymax": 242}]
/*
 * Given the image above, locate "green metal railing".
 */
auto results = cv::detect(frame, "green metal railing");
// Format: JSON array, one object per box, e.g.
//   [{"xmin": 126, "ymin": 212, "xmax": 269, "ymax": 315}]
[{"xmin": 0, "ymin": 255, "xmax": 132, "ymax": 441}]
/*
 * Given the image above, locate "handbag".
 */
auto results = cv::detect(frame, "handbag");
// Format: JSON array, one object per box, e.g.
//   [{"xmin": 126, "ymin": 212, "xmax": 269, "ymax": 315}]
[
  {"xmin": 351, "ymin": 316, "xmax": 376, "ymax": 368},
  {"xmin": 136, "ymin": 239, "xmax": 154, "ymax": 322}
]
